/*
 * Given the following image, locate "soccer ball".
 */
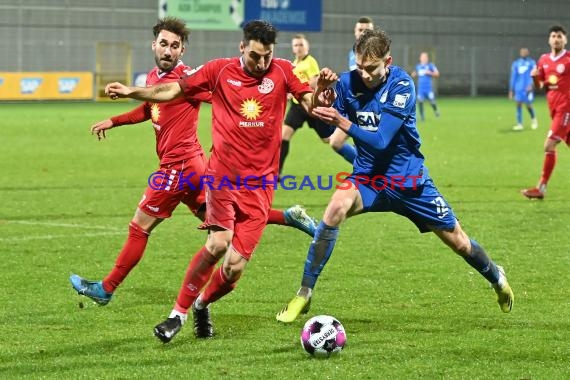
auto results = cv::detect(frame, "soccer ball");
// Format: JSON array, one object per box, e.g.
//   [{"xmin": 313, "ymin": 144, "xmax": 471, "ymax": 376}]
[{"xmin": 300, "ymin": 315, "xmax": 346, "ymax": 357}]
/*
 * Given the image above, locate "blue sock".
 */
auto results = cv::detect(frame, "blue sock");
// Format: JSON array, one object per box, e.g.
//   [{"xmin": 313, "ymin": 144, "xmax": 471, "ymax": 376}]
[
  {"xmin": 463, "ymin": 239, "xmax": 500, "ymax": 284},
  {"xmin": 301, "ymin": 222, "xmax": 339, "ymax": 289},
  {"xmin": 528, "ymin": 106, "xmax": 535, "ymax": 119},
  {"xmin": 418, "ymin": 102, "xmax": 425, "ymax": 120},
  {"xmin": 516, "ymin": 105, "xmax": 522, "ymax": 124},
  {"xmin": 335, "ymin": 143, "xmax": 356, "ymax": 164}
]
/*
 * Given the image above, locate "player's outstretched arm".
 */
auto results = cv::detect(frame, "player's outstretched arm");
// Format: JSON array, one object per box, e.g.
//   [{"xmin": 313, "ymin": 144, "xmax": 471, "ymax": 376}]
[
  {"xmin": 90, "ymin": 103, "xmax": 151, "ymax": 140},
  {"xmin": 313, "ymin": 106, "xmax": 403, "ymax": 151},
  {"xmin": 105, "ymin": 82, "xmax": 183, "ymax": 102}
]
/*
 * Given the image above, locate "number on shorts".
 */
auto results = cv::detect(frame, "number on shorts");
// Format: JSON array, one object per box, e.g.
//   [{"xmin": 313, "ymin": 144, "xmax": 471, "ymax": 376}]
[{"xmin": 431, "ymin": 196, "xmax": 449, "ymax": 219}]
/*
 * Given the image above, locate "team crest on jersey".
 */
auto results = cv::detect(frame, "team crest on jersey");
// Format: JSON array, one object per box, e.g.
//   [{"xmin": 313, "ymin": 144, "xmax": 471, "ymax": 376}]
[
  {"xmin": 258, "ymin": 78, "xmax": 274, "ymax": 94},
  {"xmin": 556, "ymin": 63, "xmax": 565, "ymax": 74}
]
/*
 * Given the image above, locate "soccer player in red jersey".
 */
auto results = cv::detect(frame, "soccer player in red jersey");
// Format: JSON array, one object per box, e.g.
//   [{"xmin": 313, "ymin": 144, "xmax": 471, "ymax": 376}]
[
  {"xmin": 105, "ymin": 19, "xmax": 336, "ymax": 342},
  {"xmin": 69, "ymin": 18, "xmax": 317, "ymax": 307},
  {"xmin": 522, "ymin": 25, "xmax": 570, "ymax": 199}
]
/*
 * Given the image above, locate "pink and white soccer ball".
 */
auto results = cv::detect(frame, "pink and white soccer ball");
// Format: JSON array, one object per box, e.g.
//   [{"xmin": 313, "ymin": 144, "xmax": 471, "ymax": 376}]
[{"xmin": 300, "ymin": 315, "xmax": 346, "ymax": 357}]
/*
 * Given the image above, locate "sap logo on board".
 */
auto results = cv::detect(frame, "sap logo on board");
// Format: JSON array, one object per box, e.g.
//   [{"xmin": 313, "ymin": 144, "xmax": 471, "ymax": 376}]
[
  {"xmin": 58, "ymin": 78, "xmax": 80, "ymax": 93},
  {"xmin": 20, "ymin": 78, "xmax": 42, "ymax": 94}
]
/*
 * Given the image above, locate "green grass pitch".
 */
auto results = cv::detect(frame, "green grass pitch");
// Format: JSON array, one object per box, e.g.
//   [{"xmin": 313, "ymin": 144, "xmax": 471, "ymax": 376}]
[{"xmin": 0, "ymin": 98, "xmax": 568, "ymax": 379}]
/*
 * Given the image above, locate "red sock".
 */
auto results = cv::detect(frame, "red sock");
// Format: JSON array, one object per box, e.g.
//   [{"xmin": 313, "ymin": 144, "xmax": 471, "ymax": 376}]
[
  {"xmin": 200, "ymin": 266, "xmax": 240, "ymax": 305},
  {"xmin": 174, "ymin": 246, "xmax": 218, "ymax": 313},
  {"xmin": 102, "ymin": 222, "xmax": 149, "ymax": 293},
  {"xmin": 267, "ymin": 209, "xmax": 286, "ymax": 225},
  {"xmin": 539, "ymin": 151, "xmax": 557, "ymax": 186}
]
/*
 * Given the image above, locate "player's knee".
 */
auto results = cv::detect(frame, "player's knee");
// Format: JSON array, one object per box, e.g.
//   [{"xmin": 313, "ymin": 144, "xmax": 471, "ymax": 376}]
[
  {"xmin": 452, "ymin": 237, "xmax": 471, "ymax": 256},
  {"xmin": 222, "ymin": 260, "xmax": 245, "ymax": 282},
  {"xmin": 544, "ymin": 139, "xmax": 558, "ymax": 152},
  {"xmin": 206, "ymin": 238, "xmax": 231, "ymax": 258},
  {"xmin": 282, "ymin": 125, "xmax": 295, "ymax": 140},
  {"xmin": 324, "ymin": 197, "xmax": 350, "ymax": 224},
  {"xmin": 329, "ymin": 139, "xmax": 343, "ymax": 150}
]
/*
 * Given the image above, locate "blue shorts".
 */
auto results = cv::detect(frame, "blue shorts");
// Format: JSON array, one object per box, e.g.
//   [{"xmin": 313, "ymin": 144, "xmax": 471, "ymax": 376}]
[
  {"xmin": 417, "ymin": 89, "xmax": 435, "ymax": 102},
  {"xmin": 348, "ymin": 176, "xmax": 457, "ymax": 233},
  {"xmin": 514, "ymin": 90, "xmax": 534, "ymax": 104}
]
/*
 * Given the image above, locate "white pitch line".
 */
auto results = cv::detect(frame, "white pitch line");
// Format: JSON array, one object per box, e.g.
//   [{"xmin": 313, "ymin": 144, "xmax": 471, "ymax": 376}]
[
  {"xmin": 0, "ymin": 231, "xmax": 125, "ymax": 242},
  {"xmin": 3, "ymin": 220, "xmax": 123, "ymax": 231}
]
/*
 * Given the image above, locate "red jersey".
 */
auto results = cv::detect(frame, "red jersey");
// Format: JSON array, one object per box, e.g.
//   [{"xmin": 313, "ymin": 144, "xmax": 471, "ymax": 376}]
[
  {"xmin": 536, "ymin": 50, "xmax": 570, "ymax": 111},
  {"xmin": 179, "ymin": 57, "xmax": 312, "ymax": 182},
  {"xmin": 112, "ymin": 61, "xmax": 210, "ymax": 165}
]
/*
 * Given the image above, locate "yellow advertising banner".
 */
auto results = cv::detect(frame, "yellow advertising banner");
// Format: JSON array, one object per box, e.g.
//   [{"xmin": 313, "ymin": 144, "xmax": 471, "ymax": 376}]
[{"xmin": 0, "ymin": 72, "xmax": 93, "ymax": 100}]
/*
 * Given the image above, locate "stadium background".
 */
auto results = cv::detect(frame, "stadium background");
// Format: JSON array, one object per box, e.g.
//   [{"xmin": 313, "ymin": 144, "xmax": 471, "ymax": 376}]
[{"xmin": 1, "ymin": 0, "xmax": 569, "ymax": 95}]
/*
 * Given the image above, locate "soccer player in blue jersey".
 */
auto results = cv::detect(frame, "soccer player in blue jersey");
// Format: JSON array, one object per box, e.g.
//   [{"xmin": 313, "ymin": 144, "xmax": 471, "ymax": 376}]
[
  {"xmin": 509, "ymin": 47, "xmax": 538, "ymax": 131},
  {"xmin": 411, "ymin": 52, "xmax": 440, "ymax": 121},
  {"xmin": 276, "ymin": 29, "xmax": 514, "ymax": 323},
  {"xmin": 329, "ymin": 16, "xmax": 376, "ymax": 166}
]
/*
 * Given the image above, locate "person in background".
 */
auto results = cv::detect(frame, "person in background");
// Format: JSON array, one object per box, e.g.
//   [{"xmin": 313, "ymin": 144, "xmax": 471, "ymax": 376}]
[
  {"xmin": 329, "ymin": 16, "xmax": 377, "ymax": 167},
  {"xmin": 509, "ymin": 47, "xmax": 538, "ymax": 131},
  {"xmin": 411, "ymin": 52, "xmax": 440, "ymax": 121},
  {"xmin": 279, "ymin": 34, "xmax": 349, "ymax": 174},
  {"xmin": 522, "ymin": 25, "xmax": 570, "ymax": 200}
]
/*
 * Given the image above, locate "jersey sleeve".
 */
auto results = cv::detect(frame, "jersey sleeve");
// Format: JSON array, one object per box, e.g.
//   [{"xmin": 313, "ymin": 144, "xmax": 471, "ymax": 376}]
[
  {"xmin": 346, "ymin": 77, "xmax": 415, "ymax": 150},
  {"xmin": 178, "ymin": 60, "xmax": 217, "ymax": 102},
  {"xmin": 384, "ymin": 78, "xmax": 416, "ymax": 120},
  {"xmin": 110, "ymin": 102, "xmax": 151, "ymax": 126},
  {"xmin": 347, "ymin": 112, "xmax": 404, "ymax": 151}
]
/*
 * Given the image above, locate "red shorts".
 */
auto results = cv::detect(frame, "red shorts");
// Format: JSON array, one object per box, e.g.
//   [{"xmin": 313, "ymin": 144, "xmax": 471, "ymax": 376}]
[
  {"xmin": 548, "ymin": 108, "xmax": 570, "ymax": 145},
  {"xmin": 199, "ymin": 181, "xmax": 274, "ymax": 259},
  {"xmin": 138, "ymin": 155, "xmax": 207, "ymax": 219}
]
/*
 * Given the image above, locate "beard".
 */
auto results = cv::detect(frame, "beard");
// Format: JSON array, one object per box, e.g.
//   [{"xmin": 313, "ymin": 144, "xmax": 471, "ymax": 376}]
[{"xmin": 155, "ymin": 56, "xmax": 175, "ymax": 72}]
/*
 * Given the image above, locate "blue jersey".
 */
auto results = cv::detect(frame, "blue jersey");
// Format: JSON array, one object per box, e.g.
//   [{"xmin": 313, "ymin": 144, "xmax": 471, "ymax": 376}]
[
  {"xmin": 348, "ymin": 48, "xmax": 356, "ymax": 71},
  {"xmin": 510, "ymin": 57, "xmax": 536, "ymax": 93},
  {"xmin": 334, "ymin": 66, "xmax": 428, "ymax": 189},
  {"xmin": 415, "ymin": 63, "xmax": 437, "ymax": 93}
]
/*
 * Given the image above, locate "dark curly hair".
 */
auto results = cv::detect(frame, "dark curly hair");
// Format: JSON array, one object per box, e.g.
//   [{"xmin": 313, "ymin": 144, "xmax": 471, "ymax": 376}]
[
  {"xmin": 153, "ymin": 17, "xmax": 190, "ymax": 44},
  {"xmin": 242, "ymin": 20, "xmax": 278, "ymax": 46},
  {"xmin": 549, "ymin": 24, "xmax": 567, "ymax": 36}
]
